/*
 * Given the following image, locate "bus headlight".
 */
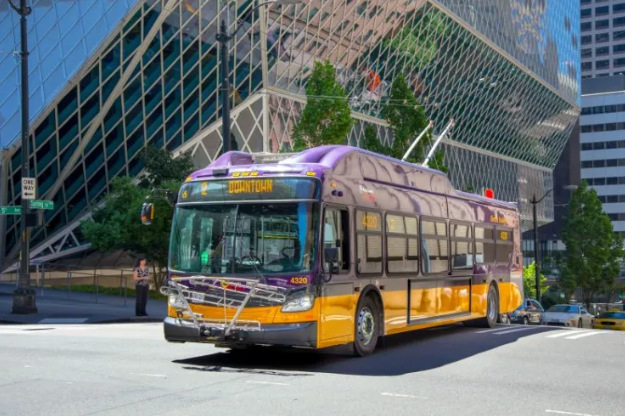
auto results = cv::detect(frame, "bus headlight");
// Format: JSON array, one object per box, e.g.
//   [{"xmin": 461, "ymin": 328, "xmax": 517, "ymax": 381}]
[
  {"xmin": 281, "ymin": 293, "xmax": 315, "ymax": 313},
  {"xmin": 169, "ymin": 295, "xmax": 185, "ymax": 308}
]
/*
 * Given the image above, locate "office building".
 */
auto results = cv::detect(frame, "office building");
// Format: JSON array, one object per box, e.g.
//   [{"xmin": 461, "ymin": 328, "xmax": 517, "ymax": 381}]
[
  {"xmin": 0, "ymin": 0, "xmax": 580, "ymax": 268},
  {"xmin": 580, "ymin": 0, "xmax": 625, "ymax": 79}
]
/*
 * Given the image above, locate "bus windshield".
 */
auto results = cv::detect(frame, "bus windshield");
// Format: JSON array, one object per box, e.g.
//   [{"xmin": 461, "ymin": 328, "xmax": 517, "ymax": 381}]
[{"xmin": 170, "ymin": 202, "xmax": 320, "ymax": 275}]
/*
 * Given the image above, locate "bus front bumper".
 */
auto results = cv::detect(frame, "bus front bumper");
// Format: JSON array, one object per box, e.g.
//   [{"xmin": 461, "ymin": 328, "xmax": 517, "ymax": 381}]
[{"xmin": 163, "ymin": 316, "xmax": 318, "ymax": 348}]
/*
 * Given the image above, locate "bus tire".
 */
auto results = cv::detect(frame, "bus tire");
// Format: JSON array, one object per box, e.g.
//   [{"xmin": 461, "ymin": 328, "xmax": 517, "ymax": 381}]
[
  {"xmin": 464, "ymin": 283, "xmax": 499, "ymax": 328},
  {"xmin": 353, "ymin": 294, "xmax": 379, "ymax": 357}
]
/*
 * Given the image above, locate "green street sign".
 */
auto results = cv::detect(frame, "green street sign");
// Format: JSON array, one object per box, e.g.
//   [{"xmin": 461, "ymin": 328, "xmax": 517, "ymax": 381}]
[
  {"xmin": 619, "ymin": 295, "xmax": 625, "ymax": 299},
  {"xmin": 29, "ymin": 200, "xmax": 54, "ymax": 210},
  {"xmin": 0, "ymin": 206, "xmax": 21, "ymax": 215}
]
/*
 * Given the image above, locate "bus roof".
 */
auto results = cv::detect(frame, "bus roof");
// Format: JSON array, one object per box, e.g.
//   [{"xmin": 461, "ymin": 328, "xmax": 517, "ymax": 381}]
[{"xmin": 188, "ymin": 145, "xmax": 518, "ymax": 210}]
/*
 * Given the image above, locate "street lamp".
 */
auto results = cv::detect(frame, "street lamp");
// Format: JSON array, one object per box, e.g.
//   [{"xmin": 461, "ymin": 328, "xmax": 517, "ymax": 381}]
[
  {"xmin": 7, "ymin": 0, "xmax": 37, "ymax": 314},
  {"xmin": 217, "ymin": 0, "xmax": 302, "ymax": 154},
  {"xmin": 530, "ymin": 184, "xmax": 577, "ymax": 301}
]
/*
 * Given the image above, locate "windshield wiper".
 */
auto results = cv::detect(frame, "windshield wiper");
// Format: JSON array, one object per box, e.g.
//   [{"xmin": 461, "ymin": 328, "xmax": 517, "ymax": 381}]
[{"xmin": 246, "ymin": 249, "xmax": 268, "ymax": 285}]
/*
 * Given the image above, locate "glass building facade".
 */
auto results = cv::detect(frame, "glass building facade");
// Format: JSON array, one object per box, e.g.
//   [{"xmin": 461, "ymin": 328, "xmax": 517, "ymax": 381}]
[
  {"xmin": 0, "ymin": 0, "xmax": 580, "ymax": 268},
  {"xmin": 0, "ymin": 0, "xmax": 138, "ymax": 147}
]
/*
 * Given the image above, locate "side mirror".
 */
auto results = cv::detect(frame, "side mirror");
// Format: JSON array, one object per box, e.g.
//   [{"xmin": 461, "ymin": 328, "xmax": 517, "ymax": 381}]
[
  {"xmin": 324, "ymin": 247, "xmax": 338, "ymax": 263},
  {"xmin": 324, "ymin": 247, "xmax": 339, "ymax": 274},
  {"xmin": 141, "ymin": 202, "xmax": 154, "ymax": 225}
]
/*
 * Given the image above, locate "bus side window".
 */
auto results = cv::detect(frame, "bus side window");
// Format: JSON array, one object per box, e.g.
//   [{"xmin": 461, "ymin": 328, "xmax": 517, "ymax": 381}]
[{"xmin": 323, "ymin": 207, "xmax": 350, "ymax": 272}]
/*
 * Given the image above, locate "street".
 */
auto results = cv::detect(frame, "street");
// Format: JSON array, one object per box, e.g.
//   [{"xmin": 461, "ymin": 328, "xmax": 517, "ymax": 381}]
[{"xmin": 0, "ymin": 322, "xmax": 623, "ymax": 416}]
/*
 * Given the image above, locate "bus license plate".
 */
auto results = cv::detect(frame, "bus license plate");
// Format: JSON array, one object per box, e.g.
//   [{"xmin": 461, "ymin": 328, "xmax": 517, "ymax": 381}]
[{"xmin": 191, "ymin": 293, "xmax": 203, "ymax": 302}]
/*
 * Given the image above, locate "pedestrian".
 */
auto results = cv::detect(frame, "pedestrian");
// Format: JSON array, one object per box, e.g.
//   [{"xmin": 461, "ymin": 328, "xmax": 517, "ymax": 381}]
[{"xmin": 133, "ymin": 256, "xmax": 150, "ymax": 317}]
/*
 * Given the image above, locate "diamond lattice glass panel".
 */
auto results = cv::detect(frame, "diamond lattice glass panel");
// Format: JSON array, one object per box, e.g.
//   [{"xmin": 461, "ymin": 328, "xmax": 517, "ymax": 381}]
[
  {"xmin": 0, "ymin": 0, "xmax": 140, "ymax": 148},
  {"xmin": 266, "ymin": 1, "xmax": 579, "ymax": 168},
  {"xmin": 434, "ymin": 0, "xmax": 580, "ymax": 105}
]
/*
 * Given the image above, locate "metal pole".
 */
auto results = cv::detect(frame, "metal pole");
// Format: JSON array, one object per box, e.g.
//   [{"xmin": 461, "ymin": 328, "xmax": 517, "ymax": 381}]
[
  {"xmin": 18, "ymin": 0, "xmax": 31, "ymax": 290},
  {"xmin": 533, "ymin": 194, "xmax": 540, "ymax": 301},
  {"xmin": 219, "ymin": 19, "xmax": 231, "ymax": 155},
  {"xmin": 9, "ymin": 0, "xmax": 36, "ymax": 314},
  {"xmin": 423, "ymin": 120, "xmax": 455, "ymax": 166},
  {"xmin": 402, "ymin": 121, "xmax": 433, "ymax": 161}
]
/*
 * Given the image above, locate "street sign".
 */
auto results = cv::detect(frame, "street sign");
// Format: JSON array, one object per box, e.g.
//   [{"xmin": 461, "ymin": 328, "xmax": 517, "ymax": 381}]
[
  {"xmin": 21, "ymin": 177, "xmax": 37, "ymax": 200},
  {"xmin": 0, "ymin": 206, "xmax": 21, "ymax": 215},
  {"xmin": 29, "ymin": 200, "xmax": 54, "ymax": 210}
]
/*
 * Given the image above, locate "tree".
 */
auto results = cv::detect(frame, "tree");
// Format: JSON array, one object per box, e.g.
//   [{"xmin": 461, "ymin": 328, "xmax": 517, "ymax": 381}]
[
  {"xmin": 360, "ymin": 74, "xmax": 449, "ymax": 173},
  {"xmin": 80, "ymin": 145, "xmax": 195, "ymax": 291},
  {"xmin": 382, "ymin": 74, "xmax": 429, "ymax": 162},
  {"xmin": 562, "ymin": 181, "xmax": 625, "ymax": 306},
  {"xmin": 138, "ymin": 145, "xmax": 195, "ymax": 188},
  {"xmin": 522, "ymin": 261, "xmax": 548, "ymax": 300},
  {"xmin": 291, "ymin": 60, "xmax": 353, "ymax": 151}
]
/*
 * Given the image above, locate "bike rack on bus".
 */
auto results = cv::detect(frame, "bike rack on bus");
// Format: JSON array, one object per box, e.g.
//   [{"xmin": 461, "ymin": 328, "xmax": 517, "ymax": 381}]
[{"xmin": 160, "ymin": 276, "xmax": 288, "ymax": 341}]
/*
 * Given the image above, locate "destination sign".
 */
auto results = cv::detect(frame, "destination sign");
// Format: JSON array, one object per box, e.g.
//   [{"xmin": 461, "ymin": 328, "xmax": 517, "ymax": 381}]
[
  {"xmin": 179, "ymin": 177, "xmax": 320, "ymax": 203},
  {"xmin": 228, "ymin": 179, "xmax": 273, "ymax": 194},
  {"xmin": 489, "ymin": 215, "xmax": 508, "ymax": 225}
]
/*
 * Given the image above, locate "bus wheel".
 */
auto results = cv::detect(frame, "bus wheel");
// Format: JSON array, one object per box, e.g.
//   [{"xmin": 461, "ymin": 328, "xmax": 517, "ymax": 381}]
[
  {"xmin": 465, "ymin": 284, "xmax": 499, "ymax": 328},
  {"xmin": 353, "ymin": 295, "xmax": 379, "ymax": 357}
]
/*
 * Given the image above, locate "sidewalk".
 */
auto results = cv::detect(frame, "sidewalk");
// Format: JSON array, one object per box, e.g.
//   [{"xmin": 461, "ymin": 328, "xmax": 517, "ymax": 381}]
[{"xmin": 0, "ymin": 283, "xmax": 167, "ymax": 324}]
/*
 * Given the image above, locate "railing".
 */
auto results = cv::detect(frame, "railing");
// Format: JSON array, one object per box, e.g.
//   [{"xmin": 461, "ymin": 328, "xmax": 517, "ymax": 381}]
[{"xmin": 0, "ymin": 264, "xmax": 137, "ymax": 306}]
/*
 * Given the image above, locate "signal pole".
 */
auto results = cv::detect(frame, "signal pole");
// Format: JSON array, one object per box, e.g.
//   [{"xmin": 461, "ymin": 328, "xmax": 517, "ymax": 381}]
[{"xmin": 8, "ymin": 0, "xmax": 37, "ymax": 314}]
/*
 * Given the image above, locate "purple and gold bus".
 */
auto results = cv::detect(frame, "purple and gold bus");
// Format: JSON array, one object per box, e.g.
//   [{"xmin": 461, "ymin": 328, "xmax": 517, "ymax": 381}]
[{"xmin": 143, "ymin": 145, "xmax": 523, "ymax": 356}]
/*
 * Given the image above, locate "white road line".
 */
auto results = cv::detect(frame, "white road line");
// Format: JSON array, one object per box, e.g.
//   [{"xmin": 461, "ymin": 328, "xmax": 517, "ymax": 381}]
[
  {"xmin": 245, "ymin": 381, "xmax": 289, "ymax": 386},
  {"xmin": 492, "ymin": 327, "xmax": 538, "ymax": 335},
  {"xmin": 565, "ymin": 331, "xmax": 604, "ymax": 340},
  {"xmin": 129, "ymin": 373, "xmax": 167, "ymax": 378},
  {"xmin": 381, "ymin": 392, "xmax": 426, "ymax": 399},
  {"xmin": 545, "ymin": 331, "xmax": 579, "ymax": 338},
  {"xmin": 39, "ymin": 318, "xmax": 89, "ymax": 324},
  {"xmin": 546, "ymin": 409, "xmax": 603, "ymax": 416},
  {"xmin": 475, "ymin": 326, "xmax": 518, "ymax": 333}
]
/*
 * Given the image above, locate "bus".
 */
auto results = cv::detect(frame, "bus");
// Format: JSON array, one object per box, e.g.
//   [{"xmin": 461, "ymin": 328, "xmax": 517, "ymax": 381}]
[{"xmin": 142, "ymin": 145, "xmax": 524, "ymax": 356}]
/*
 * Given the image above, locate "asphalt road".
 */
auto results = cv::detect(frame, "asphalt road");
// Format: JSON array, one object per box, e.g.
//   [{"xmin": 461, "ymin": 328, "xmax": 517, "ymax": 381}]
[{"xmin": 1, "ymin": 322, "xmax": 623, "ymax": 416}]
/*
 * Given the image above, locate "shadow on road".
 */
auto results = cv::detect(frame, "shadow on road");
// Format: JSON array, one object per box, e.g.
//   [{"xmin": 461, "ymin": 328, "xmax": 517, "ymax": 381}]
[{"xmin": 173, "ymin": 324, "xmax": 564, "ymax": 377}]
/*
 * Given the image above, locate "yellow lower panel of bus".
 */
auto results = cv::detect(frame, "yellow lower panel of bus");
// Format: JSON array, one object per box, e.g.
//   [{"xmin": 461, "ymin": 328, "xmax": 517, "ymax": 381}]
[
  {"xmin": 168, "ymin": 281, "xmax": 522, "ymax": 349},
  {"xmin": 167, "ymin": 302, "xmax": 319, "ymax": 325}
]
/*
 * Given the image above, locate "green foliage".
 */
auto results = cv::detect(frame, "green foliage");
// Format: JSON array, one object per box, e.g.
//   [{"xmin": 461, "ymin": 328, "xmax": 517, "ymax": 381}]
[
  {"xmin": 427, "ymin": 150, "xmax": 449, "ymax": 174},
  {"xmin": 359, "ymin": 74, "xmax": 449, "ymax": 173},
  {"xmin": 522, "ymin": 261, "xmax": 548, "ymax": 300},
  {"xmin": 382, "ymin": 74, "xmax": 429, "ymax": 162},
  {"xmin": 383, "ymin": 13, "xmax": 450, "ymax": 71},
  {"xmin": 138, "ymin": 146, "xmax": 195, "ymax": 188},
  {"xmin": 80, "ymin": 145, "xmax": 195, "ymax": 290},
  {"xmin": 561, "ymin": 181, "xmax": 625, "ymax": 305},
  {"xmin": 292, "ymin": 60, "xmax": 353, "ymax": 150}
]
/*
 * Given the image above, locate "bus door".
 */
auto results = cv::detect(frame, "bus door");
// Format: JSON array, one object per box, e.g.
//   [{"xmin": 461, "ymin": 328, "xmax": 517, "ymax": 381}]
[
  {"xmin": 319, "ymin": 205, "xmax": 353, "ymax": 343},
  {"xmin": 442, "ymin": 222, "xmax": 473, "ymax": 315}
]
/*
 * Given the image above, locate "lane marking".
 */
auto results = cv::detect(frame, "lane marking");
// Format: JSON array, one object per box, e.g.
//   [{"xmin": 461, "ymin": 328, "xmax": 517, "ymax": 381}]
[
  {"xmin": 546, "ymin": 409, "xmax": 603, "ymax": 416},
  {"xmin": 39, "ymin": 318, "xmax": 89, "ymax": 324},
  {"xmin": 245, "ymin": 380, "xmax": 289, "ymax": 386},
  {"xmin": 381, "ymin": 392, "xmax": 426, "ymax": 399},
  {"xmin": 475, "ymin": 326, "xmax": 519, "ymax": 333},
  {"xmin": 545, "ymin": 331, "xmax": 579, "ymax": 338},
  {"xmin": 492, "ymin": 327, "xmax": 538, "ymax": 335},
  {"xmin": 565, "ymin": 331, "xmax": 604, "ymax": 340},
  {"xmin": 129, "ymin": 373, "xmax": 167, "ymax": 378}
]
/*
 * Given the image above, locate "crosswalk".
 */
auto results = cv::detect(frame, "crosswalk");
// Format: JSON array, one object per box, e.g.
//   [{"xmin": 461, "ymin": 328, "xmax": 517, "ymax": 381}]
[{"xmin": 475, "ymin": 325, "xmax": 613, "ymax": 340}]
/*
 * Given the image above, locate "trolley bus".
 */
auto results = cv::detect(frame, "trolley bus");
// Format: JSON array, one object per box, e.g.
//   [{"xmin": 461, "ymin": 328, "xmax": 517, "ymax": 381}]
[{"xmin": 142, "ymin": 145, "xmax": 523, "ymax": 356}]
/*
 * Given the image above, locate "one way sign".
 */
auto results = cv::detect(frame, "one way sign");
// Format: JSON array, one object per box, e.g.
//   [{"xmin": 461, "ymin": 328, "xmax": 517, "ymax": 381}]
[{"xmin": 22, "ymin": 177, "xmax": 37, "ymax": 200}]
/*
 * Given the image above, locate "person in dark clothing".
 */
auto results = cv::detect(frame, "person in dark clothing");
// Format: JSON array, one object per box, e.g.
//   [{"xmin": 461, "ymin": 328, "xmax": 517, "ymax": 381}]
[{"xmin": 133, "ymin": 256, "xmax": 150, "ymax": 316}]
